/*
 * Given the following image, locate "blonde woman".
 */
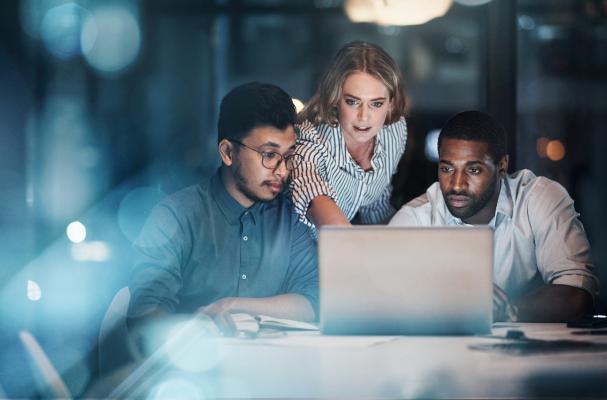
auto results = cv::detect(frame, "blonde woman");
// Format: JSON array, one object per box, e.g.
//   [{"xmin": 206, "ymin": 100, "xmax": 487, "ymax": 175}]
[{"xmin": 290, "ymin": 41, "xmax": 408, "ymax": 231}]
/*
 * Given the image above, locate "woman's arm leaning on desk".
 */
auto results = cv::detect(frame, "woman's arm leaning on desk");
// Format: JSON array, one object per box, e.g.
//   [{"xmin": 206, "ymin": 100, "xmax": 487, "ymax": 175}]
[{"xmin": 307, "ymin": 195, "xmax": 351, "ymax": 228}]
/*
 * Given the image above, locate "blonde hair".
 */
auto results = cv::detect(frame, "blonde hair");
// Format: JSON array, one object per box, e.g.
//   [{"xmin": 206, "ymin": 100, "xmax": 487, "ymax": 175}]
[{"xmin": 299, "ymin": 41, "xmax": 406, "ymax": 126}]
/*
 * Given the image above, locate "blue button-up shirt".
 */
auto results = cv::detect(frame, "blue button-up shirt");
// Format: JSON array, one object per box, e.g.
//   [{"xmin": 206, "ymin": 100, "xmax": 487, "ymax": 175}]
[{"xmin": 128, "ymin": 170, "xmax": 319, "ymax": 318}]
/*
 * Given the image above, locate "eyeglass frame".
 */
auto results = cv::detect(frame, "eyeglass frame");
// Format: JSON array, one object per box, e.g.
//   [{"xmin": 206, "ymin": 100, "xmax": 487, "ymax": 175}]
[{"xmin": 227, "ymin": 138, "xmax": 302, "ymax": 171}]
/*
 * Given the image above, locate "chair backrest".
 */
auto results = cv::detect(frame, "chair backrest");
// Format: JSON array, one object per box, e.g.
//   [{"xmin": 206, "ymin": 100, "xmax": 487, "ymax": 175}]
[
  {"xmin": 19, "ymin": 330, "xmax": 72, "ymax": 399},
  {"xmin": 98, "ymin": 286, "xmax": 138, "ymax": 377}
]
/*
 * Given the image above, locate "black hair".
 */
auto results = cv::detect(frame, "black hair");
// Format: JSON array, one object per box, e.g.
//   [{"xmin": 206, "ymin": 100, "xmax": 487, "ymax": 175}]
[
  {"xmin": 438, "ymin": 110, "xmax": 508, "ymax": 163},
  {"xmin": 217, "ymin": 82, "xmax": 296, "ymax": 143}
]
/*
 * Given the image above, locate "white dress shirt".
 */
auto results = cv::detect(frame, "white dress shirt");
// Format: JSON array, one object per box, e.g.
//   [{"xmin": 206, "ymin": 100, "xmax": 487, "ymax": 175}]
[
  {"xmin": 389, "ymin": 169, "xmax": 599, "ymax": 300},
  {"xmin": 289, "ymin": 118, "xmax": 407, "ymax": 231}
]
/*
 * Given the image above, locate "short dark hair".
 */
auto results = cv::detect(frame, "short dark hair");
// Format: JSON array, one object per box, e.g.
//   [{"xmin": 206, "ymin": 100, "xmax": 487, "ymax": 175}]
[
  {"xmin": 438, "ymin": 110, "xmax": 508, "ymax": 163},
  {"xmin": 217, "ymin": 82, "xmax": 296, "ymax": 143}
]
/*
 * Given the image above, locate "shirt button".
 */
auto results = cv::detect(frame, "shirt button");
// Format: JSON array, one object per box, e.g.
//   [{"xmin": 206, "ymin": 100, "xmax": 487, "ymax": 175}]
[
  {"xmin": 243, "ymin": 236, "xmax": 248, "ymax": 241},
  {"xmin": 241, "ymin": 274, "xmax": 247, "ymax": 280}
]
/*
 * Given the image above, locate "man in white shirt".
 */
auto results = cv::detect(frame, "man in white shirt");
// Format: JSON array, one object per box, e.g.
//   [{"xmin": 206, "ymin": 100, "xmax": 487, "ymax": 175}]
[{"xmin": 390, "ymin": 110, "xmax": 598, "ymax": 322}]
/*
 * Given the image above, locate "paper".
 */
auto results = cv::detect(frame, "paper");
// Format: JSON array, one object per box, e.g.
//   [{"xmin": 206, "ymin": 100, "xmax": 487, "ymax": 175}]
[{"xmin": 230, "ymin": 313, "xmax": 318, "ymax": 333}]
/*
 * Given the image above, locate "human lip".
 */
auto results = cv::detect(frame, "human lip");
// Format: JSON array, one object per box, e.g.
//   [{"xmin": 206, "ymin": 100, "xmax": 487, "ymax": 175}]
[
  {"xmin": 447, "ymin": 195, "xmax": 471, "ymax": 208},
  {"xmin": 353, "ymin": 125, "xmax": 372, "ymax": 133},
  {"xmin": 266, "ymin": 182, "xmax": 283, "ymax": 193}
]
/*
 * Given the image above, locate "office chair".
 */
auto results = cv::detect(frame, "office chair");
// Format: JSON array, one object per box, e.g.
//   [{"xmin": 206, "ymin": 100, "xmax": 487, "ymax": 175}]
[
  {"xmin": 18, "ymin": 330, "xmax": 71, "ymax": 399},
  {"xmin": 98, "ymin": 286, "xmax": 140, "ymax": 377}
]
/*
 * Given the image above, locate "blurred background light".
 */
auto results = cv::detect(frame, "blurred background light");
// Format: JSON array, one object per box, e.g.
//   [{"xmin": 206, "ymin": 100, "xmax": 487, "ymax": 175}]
[
  {"xmin": 536, "ymin": 137, "xmax": 549, "ymax": 158},
  {"xmin": 70, "ymin": 241, "xmax": 111, "ymax": 262},
  {"xmin": 344, "ymin": 0, "xmax": 453, "ymax": 26},
  {"xmin": 66, "ymin": 221, "xmax": 87, "ymax": 243},
  {"xmin": 424, "ymin": 129, "xmax": 441, "ymax": 162},
  {"xmin": 40, "ymin": 2, "xmax": 91, "ymax": 59},
  {"xmin": 518, "ymin": 15, "xmax": 536, "ymax": 31},
  {"xmin": 546, "ymin": 140, "xmax": 565, "ymax": 161},
  {"xmin": 27, "ymin": 279, "xmax": 42, "ymax": 301},
  {"xmin": 292, "ymin": 98, "xmax": 305, "ymax": 113},
  {"xmin": 81, "ymin": 5, "xmax": 141, "ymax": 74}
]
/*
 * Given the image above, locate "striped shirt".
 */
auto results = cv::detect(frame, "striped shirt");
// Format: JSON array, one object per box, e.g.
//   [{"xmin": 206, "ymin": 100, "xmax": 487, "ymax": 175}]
[{"xmin": 289, "ymin": 117, "xmax": 407, "ymax": 230}]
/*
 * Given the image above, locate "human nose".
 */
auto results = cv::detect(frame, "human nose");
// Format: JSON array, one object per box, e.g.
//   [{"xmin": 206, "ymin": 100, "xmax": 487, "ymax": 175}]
[
  {"xmin": 451, "ymin": 170, "xmax": 467, "ymax": 192},
  {"xmin": 273, "ymin": 157, "xmax": 289, "ymax": 179},
  {"xmin": 357, "ymin": 104, "xmax": 368, "ymax": 121}
]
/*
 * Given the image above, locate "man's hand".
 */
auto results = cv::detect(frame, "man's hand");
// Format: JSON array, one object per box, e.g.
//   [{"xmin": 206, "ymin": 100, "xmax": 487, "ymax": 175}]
[
  {"xmin": 197, "ymin": 297, "xmax": 239, "ymax": 336},
  {"xmin": 493, "ymin": 285, "xmax": 518, "ymax": 322}
]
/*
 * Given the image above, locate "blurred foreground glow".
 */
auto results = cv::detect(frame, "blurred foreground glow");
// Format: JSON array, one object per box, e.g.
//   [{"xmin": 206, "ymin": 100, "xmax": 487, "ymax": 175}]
[
  {"xmin": 27, "ymin": 280, "xmax": 42, "ymax": 301},
  {"xmin": 118, "ymin": 186, "xmax": 167, "ymax": 243},
  {"xmin": 81, "ymin": 6, "xmax": 141, "ymax": 73},
  {"xmin": 66, "ymin": 221, "xmax": 87, "ymax": 243},
  {"xmin": 71, "ymin": 241, "xmax": 112, "ymax": 262},
  {"xmin": 149, "ymin": 377, "xmax": 203, "ymax": 400},
  {"xmin": 345, "ymin": 0, "xmax": 452, "ymax": 26},
  {"xmin": 424, "ymin": 129, "xmax": 441, "ymax": 162},
  {"xmin": 546, "ymin": 140, "xmax": 565, "ymax": 161},
  {"xmin": 292, "ymin": 98, "xmax": 305, "ymax": 113},
  {"xmin": 40, "ymin": 2, "xmax": 91, "ymax": 59},
  {"xmin": 165, "ymin": 318, "xmax": 224, "ymax": 373}
]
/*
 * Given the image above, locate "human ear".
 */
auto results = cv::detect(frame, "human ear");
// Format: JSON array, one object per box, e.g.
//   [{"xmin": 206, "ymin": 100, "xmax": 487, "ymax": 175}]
[
  {"xmin": 497, "ymin": 155, "xmax": 509, "ymax": 177},
  {"xmin": 218, "ymin": 139, "xmax": 234, "ymax": 166}
]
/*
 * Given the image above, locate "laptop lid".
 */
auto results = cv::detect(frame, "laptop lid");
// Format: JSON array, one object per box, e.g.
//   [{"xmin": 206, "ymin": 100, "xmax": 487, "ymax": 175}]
[{"xmin": 319, "ymin": 226, "xmax": 493, "ymax": 335}]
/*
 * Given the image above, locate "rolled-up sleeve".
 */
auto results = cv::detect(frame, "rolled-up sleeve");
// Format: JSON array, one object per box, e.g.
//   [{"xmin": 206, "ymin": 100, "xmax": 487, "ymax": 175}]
[
  {"xmin": 282, "ymin": 217, "xmax": 319, "ymax": 318},
  {"xmin": 529, "ymin": 178, "xmax": 599, "ymax": 297},
  {"xmin": 128, "ymin": 202, "xmax": 189, "ymax": 318},
  {"xmin": 289, "ymin": 121, "xmax": 339, "ymax": 226}
]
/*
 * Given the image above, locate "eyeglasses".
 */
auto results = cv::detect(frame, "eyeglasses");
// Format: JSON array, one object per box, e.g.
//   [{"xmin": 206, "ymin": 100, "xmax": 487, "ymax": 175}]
[{"xmin": 228, "ymin": 139, "xmax": 302, "ymax": 171}]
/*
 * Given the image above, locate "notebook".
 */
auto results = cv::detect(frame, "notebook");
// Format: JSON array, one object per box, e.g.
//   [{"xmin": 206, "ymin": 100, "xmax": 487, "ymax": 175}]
[{"xmin": 318, "ymin": 226, "xmax": 493, "ymax": 335}]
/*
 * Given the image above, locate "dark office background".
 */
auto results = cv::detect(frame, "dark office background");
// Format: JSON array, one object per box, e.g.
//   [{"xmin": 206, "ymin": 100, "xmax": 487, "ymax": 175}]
[{"xmin": 1, "ymin": 0, "xmax": 606, "ymax": 397}]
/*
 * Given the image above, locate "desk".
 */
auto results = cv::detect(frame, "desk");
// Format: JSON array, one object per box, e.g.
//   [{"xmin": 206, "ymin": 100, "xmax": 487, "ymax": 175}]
[{"xmin": 100, "ymin": 323, "xmax": 607, "ymax": 398}]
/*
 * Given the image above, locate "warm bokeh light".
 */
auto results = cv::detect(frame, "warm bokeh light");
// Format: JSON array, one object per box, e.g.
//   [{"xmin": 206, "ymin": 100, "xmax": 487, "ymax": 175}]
[
  {"xmin": 27, "ymin": 280, "xmax": 42, "ymax": 301},
  {"xmin": 292, "ymin": 98, "xmax": 305, "ymax": 113},
  {"xmin": 66, "ymin": 221, "xmax": 87, "ymax": 243},
  {"xmin": 536, "ymin": 137, "xmax": 549, "ymax": 158},
  {"xmin": 345, "ymin": 0, "xmax": 452, "ymax": 26},
  {"xmin": 546, "ymin": 140, "xmax": 565, "ymax": 161}
]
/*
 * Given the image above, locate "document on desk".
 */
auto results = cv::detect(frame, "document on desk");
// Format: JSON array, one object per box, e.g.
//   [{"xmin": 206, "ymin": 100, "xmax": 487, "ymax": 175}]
[{"xmin": 231, "ymin": 313, "xmax": 319, "ymax": 332}]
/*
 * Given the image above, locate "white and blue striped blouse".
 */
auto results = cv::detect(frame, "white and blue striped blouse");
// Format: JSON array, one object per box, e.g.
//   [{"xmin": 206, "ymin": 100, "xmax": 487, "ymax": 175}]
[{"xmin": 289, "ymin": 117, "xmax": 407, "ymax": 230}]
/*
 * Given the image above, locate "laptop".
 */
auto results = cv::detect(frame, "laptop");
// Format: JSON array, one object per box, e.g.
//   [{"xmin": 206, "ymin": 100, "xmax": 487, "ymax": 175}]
[{"xmin": 318, "ymin": 226, "xmax": 493, "ymax": 335}]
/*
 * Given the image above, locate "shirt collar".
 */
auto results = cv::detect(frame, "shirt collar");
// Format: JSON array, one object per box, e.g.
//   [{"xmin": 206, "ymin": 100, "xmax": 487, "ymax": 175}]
[
  {"xmin": 438, "ymin": 177, "xmax": 512, "ymax": 227},
  {"xmin": 210, "ymin": 170, "xmax": 262, "ymax": 225}
]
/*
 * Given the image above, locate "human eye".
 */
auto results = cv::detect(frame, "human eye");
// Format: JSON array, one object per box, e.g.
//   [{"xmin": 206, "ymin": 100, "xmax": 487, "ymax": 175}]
[
  {"xmin": 344, "ymin": 98, "xmax": 359, "ymax": 106},
  {"xmin": 262, "ymin": 151, "xmax": 280, "ymax": 160},
  {"xmin": 371, "ymin": 101, "xmax": 384, "ymax": 108},
  {"xmin": 468, "ymin": 166, "xmax": 481, "ymax": 175},
  {"xmin": 439, "ymin": 165, "xmax": 452, "ymax": 174}
]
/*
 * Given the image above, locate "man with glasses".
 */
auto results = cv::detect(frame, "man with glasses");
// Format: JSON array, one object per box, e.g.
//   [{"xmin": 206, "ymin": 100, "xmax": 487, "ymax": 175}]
[{"xmin": 128, "ymin": 82, "xmax": 317, "ymax": 335}]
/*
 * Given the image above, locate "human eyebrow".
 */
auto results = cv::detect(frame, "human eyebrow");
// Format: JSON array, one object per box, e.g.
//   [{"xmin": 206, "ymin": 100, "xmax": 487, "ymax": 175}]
[
  {"xmin": 438, "ymin": 159, "xmax": 454, "ymax": 165},
  {"xmin": 259, "ymin": 142, "xmax": 281, "ymax": 149}
]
